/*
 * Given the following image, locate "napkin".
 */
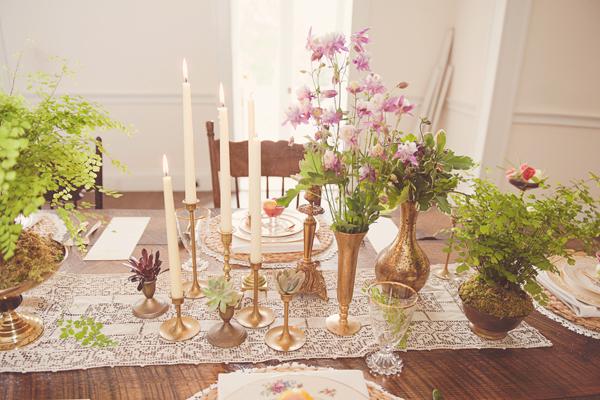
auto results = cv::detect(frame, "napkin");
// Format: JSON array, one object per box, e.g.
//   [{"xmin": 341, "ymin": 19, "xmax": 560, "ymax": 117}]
[
  {"xmin": 538, "ymin": 271, "xmax": 600, "ymax": 318},
  {"xmin": 366, "ymin": 217, "xmax": 398, "ymax": 253},
  {"xmin": 217, "ymin": 369, "xmax": 368, "ymax": 400},
  {"xmin": 84, "ymin": 217, "xmax": 150, "ymax": 261}
]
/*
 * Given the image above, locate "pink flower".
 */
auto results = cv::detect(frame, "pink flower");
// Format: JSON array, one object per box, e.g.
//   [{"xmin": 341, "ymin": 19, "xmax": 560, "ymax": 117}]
[
  {"xmin": 387, "ymin": 95, "xmax": 414, "ymax": 116},
  {"xmin": 394, "ymin": 142, "xmax": 419, "ymax": 166},
  {"xmin": 322, "ymin": 108, "xmax": 342, "ymax": 125},
  {"xmin": 323, "ymin": 150, "xmax": 342, "ymax": 174},
  {"xmin": 320, "ymin": 89, "xmax": 338, "ymax": 99},
  {"xmin": 370, "ymin": 143, "xmax": 385, "ymax": 159},
  {"xmin": 359, "ymin": 164, "xmax": 376, "ymax": 182},
  {"xmin": 347, "ymin": 80, "xmax": 363, "ymax": 95},
  {"xmin": 382, "ymin": 96, "xmax": 401, "ymax": 113},
  {"xmin": 340, "ymin": 125, "xmax": 359, "ymax": 151},
  {"xmin": 399, "ymin": 98, "xmax": 415, "ymax": 115},
  {"xmin": 505, "ymin": 167, "xmax": 516, "ymax": 179},
  {"xmin": 351, "ymin": 28, "xmax": 370, "ymax": 53},
  {"xmin": 283, "ymin": 102, "xmax": 312, "ymax": 128},
  {"xmin": 362, "ymin": 73, "xmax": 385, "ymax": 95},
  {"xmin": 321, "ymin": 32, "xmax": 347, "ymax": 58},
  {"xmin": 356, "ymin": 100, "xmax": 372, "ymax": 118},
  {"xmin": 306, "ymin": 28, "xmax": 324, "ymax": 61},
  {"xmin": 367, "ymin": 93, "xmax": 385, "ymax": 114},
  {"xmin": 352, "ymin": 53, "xmax": 370, "ymax": 71},
  {"xmin": 520, "ymin": 163, "xmax": 536, "ymax": 181},
  {"xmin": 296, "ymin": 85, "xmax": 314, "ymax": 101}
]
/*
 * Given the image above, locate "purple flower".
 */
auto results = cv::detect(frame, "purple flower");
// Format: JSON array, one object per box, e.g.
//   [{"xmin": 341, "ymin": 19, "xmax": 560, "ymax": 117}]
[
  {"xmin": 283, "ymin": 102, "xmax": 312, "ymax": 128},
  {"xmin": 394, "ymin": 96, "xmax": 414, "ymax": 115},
  {"xmin": 351, "ymin": 28, "xmax": 370, "ymax": 53},
  {"xmin": 322, "ymin": 108, "xmax": 342, "ymax": 125},
  {"xmin": 356, "ymin": 100, "xmax": 371, "ymax": 118},
  {"xmin": 306, "ymin": 28, "xmax": 324, "ymax": 61},
  {"xmin": 296, "ymin": 85, "xmax": 314, "ymax": 101},
  {"xmin": 321, "ymin": 32, "xmax": 347, "ymax": 58},
  {"xmin": 320, "ymin": 89, "xmax": 338, "ymax": 98},
  {"xmin": 323, "ymin": 150, "xmax": 342, "ymax": 174},
  {"xmin": 347, "ymin": 80, "xmax": 363, "ymax": 95},
  {"xmin": 362, "ymin": 73, "xmax": 385, "ymax": 95},
  {"xmin": 359, "ymin": 164, "xmax": 376, "ymax": 182},
  {"xmin": 352, "ymin": 52, "xmax": 370, "ymax": 71},
  {"xmin": 393, "ymin": 142, "xmax": 419, "ymax": 166},
  {"xmin": 340, "ymin": 125, "xmax": 359, "ymax": 151},
  {"xmin": 382, "ymin": 96, "xmax": 402, "ymax": 113}
]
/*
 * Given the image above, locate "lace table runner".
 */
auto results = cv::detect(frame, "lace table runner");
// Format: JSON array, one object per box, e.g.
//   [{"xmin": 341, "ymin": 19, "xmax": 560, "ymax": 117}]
[{"xmin": 0, "ymin": 267, "xmax": 550, "ymax": 373}]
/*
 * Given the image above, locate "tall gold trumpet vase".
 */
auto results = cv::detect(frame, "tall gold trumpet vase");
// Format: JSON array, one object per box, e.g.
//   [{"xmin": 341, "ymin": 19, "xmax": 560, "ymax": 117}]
[
  {"xmin": 132, "ymin": 280, "xmax": 169, "ymax": 319},
  {"xmin": 236, "ymin": 263, "xmax": 275, "ymax": 329},
  {"xmin": 265, "ymin": 293, "xmax": 305, "ymax": 351},
  {"xmin": 326, "ymin": 230, "xmax": 367, "ymax": 336},
  {"xmin": 374, "ymin": 202, "xmax": 430, "ymax": 292}
]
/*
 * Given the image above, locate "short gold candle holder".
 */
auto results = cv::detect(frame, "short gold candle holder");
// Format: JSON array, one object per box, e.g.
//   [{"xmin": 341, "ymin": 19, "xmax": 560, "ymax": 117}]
[
  {"xmin": 265, "ymin": 293, "xmax": 305, "ymax": 352},
  {"xmin": 159, "ymin": 297, "xmax": 200, "ymax": 342},
  {"xmin": 242, "ymin": 271, "xmax": 268, "ymax": 292},
  {"xmin": 207, "ymin": 305, "xmax": 247, "ymax": 348},
  {"xmin": 132, "ymin": 280, "xmax": 169, "ymax": 319},
  {"xmin": 181, "ymin": 200, "xmax": 205, "ymax": 299},
  {"xmin": 220, "ymin": 230, "xmax": 233, "ymax": 281},
  {"xmin": 236, "ymin": 262, "xmax": 274, "ymax": 329},
  {"xmin": 296, "ymin": 202, "xmax": 327, "ymax": 301}
]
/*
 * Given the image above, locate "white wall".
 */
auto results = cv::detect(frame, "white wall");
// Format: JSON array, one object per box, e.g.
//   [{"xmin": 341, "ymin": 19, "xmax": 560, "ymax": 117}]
[
  {"xmin": 504, "ymin": 0, "xmax": 600, "ymax": 191},
  {"xmin": 0, "ymin": 0, "xmax": 231, "ymax": 192}
]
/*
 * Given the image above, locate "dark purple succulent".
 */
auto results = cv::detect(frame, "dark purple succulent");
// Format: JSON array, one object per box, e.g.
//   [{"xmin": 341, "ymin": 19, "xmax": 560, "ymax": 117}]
[{"xmin": 126, "ymin": 249, "xmax": 167, "ymax": 291}]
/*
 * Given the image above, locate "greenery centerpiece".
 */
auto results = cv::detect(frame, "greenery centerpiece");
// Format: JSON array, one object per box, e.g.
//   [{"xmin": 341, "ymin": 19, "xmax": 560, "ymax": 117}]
[{"xmin": 452, "ymin": 171, "xmax": 599, "ymax": 339}]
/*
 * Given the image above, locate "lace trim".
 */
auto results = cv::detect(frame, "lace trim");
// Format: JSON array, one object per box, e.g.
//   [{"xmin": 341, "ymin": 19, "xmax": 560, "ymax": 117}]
[{"xmin": 535, "ymin": 304, "xmax": 600, "ymax": 340}]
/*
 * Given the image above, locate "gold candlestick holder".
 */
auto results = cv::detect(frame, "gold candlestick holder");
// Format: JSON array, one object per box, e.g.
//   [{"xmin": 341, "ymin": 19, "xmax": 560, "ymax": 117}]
[
  {"xmin": 242, "ymin": 270, "xmax": 268, "ymax": 292},
  {"xmin": 159, "ymin": 297, "xmax": 200, "ymax": 342},
  {"xmin": 207, "ymin": 305, "xmax": 247, "ymax": 348},
  {"xmin": 265, "ymin": 293, "xmax": 305, "ymax": 352},
  {"xmin": 182, "ymin": 200, "xmax": 205, "ymax": 299},
  {"xmin": 236, "ymin": 262, "xmax": 274, "ymax": 329},
  {"xmin": 296, "ymin": 202, "xmax": 327, "ymax": 301},
  {"xmin": 220, "ymin": 230, "xmax": 233, "ymax": 281},
  {"xmin": 434, "ymin": 216, "xmax": 457, "ymax": 281}
]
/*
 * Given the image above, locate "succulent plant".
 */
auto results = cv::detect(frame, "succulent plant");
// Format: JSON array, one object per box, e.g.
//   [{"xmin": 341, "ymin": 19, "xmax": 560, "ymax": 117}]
[
  {"xmin": 204, "ymin": 277, "xmax": 242, "ymax": 313},
  {"xmin": 124, "ymin": 249, "xmax": 167, "ymax": 291},
  {"xmin": 276, "ymin": 269, "xmax": 306, "ymax": 295}
]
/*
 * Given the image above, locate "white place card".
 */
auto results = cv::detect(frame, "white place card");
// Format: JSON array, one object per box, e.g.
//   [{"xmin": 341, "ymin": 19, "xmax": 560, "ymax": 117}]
[
  {"xmin": 367, "ymin": 217, "xmax": 398, "ymax": 253},
  {"xmin": 84, "ymin": 217, "xmax": 150, "ymax": 261}
]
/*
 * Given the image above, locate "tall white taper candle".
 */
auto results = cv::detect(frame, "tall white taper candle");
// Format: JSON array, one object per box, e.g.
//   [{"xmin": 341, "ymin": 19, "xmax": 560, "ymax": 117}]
[
  {"xmin": 162, "ymin": 155, "xmax": 184, "ymax": 299},
  {"xmin": 182, "ymin": 59, "xmax": 197, "ymax": 204},
  {"xmin": 218, "ymin": 83, "xmax": 232, "ymax": 232}
]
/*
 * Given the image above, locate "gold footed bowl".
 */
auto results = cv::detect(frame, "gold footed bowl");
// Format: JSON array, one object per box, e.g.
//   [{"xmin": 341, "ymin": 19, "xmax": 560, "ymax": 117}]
[
  {"xmin": 132, "ymin": 280, "xmax": 169, "ymax": 319},
  {"xmin": 207, "ymin": 306, "xmax": 247, "ymax": 348},
  {"xmin": 0, "ymin": 242, "xmax": 68, "ymax": 351},
  {"xmin": 374, "ymin": 202, "xmax": 430, "ymax": 292},
  {"xmin": 265, "ymin": 325, "xmax": 305, "ymax": 352}
]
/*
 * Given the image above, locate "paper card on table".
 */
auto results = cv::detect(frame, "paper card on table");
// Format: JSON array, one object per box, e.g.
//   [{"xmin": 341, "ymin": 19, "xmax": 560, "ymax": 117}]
[
  {"xmin": 217, "ymin": 369, "xmax": 369, "ymax": 400},
  {"xmin": 367, "ymin": 217, "xmax": 398, "ymax": 253},
  {"xmin": 84, "ymin": 217, "xmax": 150, "ymax": 261}
]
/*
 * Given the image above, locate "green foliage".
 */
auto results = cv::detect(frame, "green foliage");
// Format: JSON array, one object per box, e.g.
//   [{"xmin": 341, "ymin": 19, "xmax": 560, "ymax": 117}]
[
  {"xmin": 432, "ymin": 389, "xmax": 443, "ymax": 400},
  {"xmin": 204, "ymin": 277, "xmax": 242, "ymax": 313},
  {"xmin": 57, "ymin": 316, "xmax": 117, "ymax": 347},
  {"xmin": 450, "ymin": 177, "xmax": 600, "ymax": 303},
  {"xmin": 0, "ymin": 61, "xmax": 130, "ymax": 259}
]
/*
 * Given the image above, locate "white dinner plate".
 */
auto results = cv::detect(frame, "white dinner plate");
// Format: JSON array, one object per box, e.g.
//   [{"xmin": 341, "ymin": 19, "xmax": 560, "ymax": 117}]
[
  {"xmin": 233, "ymin": 209, "xmax": 312, "ymax": 239},
  {"xmin": 222, "ymin": 374, "xmax": 369, "ymax": 400}
]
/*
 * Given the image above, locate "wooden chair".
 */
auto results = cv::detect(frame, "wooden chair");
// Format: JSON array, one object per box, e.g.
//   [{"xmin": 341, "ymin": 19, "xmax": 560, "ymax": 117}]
[{"xmin": 206, "ymin": 121, "xmax": 305, "ymax": 208}]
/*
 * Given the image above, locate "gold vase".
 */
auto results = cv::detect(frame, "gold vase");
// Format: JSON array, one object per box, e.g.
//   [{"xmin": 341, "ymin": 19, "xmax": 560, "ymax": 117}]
[
  {"xmin": 132, "ymin": 280, "xmax": 169, "ymax": 319},
  {"xmin": 325, "ymin": 230, "xmax": 366, "ymax": 336},
  {"xmin": 374, "ymin": 201, "xmax": 430, "ymax": 292},
  {"xmin": 207, "ymin": 305, "xmax": 247, "ymax": 348}
]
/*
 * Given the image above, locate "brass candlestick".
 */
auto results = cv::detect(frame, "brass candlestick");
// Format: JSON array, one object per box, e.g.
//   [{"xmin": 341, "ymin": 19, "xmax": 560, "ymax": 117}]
[
  {"xmin": 265, "ymin": 293, "xmax": 305, "ymax": 352},
  {"xmin": 207, "ymin": 305, "xmax": 247, "ymax": 348},
  {"xmin": 296, "ymin": 201, "xmax": 327, "ymax": 301},
  {"xmin": 435, "ymin": 215, "xmax": 457, "ymax": 280},
  {"xmin": 159, "ymin": 297, "xmax": 200, "ymax": 342},
  {"xmin": 221, "ymin": 230, "xmax": 233, "ymax": 281},
  {"xmin": 236, "ymin": 262, "xmax": 274, "ymax": 329},
  {"xmin": 182, "ymin": 200, "xmax": 205, "ymax": 299},
  {"xmin": 242, "ymin": 269, "xmax": 268, "ymax": 292},
  {"xmin": 132, "ymin": 280, "xmax": 169, "ymax": 319}
]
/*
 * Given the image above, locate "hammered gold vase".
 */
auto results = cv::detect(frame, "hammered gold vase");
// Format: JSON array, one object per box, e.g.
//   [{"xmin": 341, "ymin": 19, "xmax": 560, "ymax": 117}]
[
  {"xmin": 374, "ymin": 201, "xmax": 430, "ymax": 292},
  {"xmin": 326, "ymin": 230, "xmax": 367, "ymax": 336}
]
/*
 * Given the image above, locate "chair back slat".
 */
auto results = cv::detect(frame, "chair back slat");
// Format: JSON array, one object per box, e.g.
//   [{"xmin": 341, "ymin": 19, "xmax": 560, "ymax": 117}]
[{"xmin": 206, "ymin": 120, "xmax": 304, "ymax": 208}]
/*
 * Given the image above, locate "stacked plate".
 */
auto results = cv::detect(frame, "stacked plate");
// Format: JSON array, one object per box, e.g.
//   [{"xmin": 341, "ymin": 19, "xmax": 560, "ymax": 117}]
[
  {"xmin": 232, "ymin": 209, "xmax": 316, "ymax": 245},
  {"xmin": 542, "ymin": 256, "xmax": 600, "ymax": 316}
]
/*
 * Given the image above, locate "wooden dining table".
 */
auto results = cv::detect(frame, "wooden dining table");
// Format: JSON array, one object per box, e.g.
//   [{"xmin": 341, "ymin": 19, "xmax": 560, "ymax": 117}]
[{"xmin": 1, "ymin": 208, "xmax": 600, "ymax": 400}]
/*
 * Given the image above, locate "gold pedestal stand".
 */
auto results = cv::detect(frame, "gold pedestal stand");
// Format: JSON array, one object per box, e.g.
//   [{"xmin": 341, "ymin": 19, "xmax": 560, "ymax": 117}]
[
  {"xmin": 182, "ymin": 200, "xmax": 205, "ymax": 299},
  {"xmin": 265, "ymin": 293, "xmax": 305, "ymax": 351},
  {"xmin": 0, "ymin": 295, "xmax": 43, "ymax": 351},
  {"xmin": 434, "ymin": 216, "xmax": 457, "ymax": 281},
  {"xmin": 159, "ymin": 297, "xmax": 200, "ymax": 342},
  {"xmin": 296, "ymin": 202, "xmax": 327, "ymax": 301},
  {"xmin": 132, "ymin": 281, "xmax": 169, "ymax": 319},
  {"xmin": 221, "ymin": 231, "xmax": 233, "ymax": 281},
  {"xmin": 237, "ymin": 262, "xmax": 274, "ymax": 329},
  {"xmin": 207, "ymin": 306, "xmax": 247, "ymax": 348}
]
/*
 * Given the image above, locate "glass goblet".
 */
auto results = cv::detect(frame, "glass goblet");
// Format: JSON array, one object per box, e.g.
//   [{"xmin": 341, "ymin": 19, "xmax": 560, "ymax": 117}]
[
  {"xmin": 366, "ymin": 281, "xmax": 418, "ymax": 376},
  {"xmin": 262, "ymin": 199, "xmax": 285, "ymax": 235},
  {"xmin": 175, "ymin": 207, "xmax": 211, "ymax": 272}
]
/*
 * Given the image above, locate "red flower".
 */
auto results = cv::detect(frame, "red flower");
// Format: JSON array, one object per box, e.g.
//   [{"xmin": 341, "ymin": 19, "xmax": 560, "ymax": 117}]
[{"xmin": 520, "ymin": 163, "xmax": 536, "ymax": 181}]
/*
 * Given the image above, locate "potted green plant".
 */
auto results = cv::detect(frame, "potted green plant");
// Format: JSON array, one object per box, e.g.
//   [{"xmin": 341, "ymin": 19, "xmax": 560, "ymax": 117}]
[
  {"xmin": 204, "ymin": 276, "xmax": 246, "ymax": 348},
  {"xmin": 451, "ymin": 172, "xmax": 599, "ymax": 339},
  {"xmin": 0, "ymin": 60, "xmax": 128, "ymax": 349}
]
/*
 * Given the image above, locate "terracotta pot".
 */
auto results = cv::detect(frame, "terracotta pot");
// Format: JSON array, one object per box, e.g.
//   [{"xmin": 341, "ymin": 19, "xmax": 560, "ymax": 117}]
[
  {"xmin": 374, "ymin": 201, "xmax": 430, "ymax": 292},
  {"xmin": 459, "ymin": 285, "xmax": 530, "ymax": 340}
]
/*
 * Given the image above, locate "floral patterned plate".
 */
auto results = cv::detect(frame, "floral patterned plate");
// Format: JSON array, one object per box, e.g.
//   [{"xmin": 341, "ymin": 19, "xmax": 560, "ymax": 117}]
[{"xmin": 222, "ymin": 373, "xmax": 369, "ymax": 400}]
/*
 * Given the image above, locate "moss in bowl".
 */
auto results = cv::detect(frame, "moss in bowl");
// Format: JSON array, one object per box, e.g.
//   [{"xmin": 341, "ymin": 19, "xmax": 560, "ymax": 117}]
[
  {"xmin": 0, "ymin": 230, "xmax": 64, "ymax": 291},
  {"xmin": 459, "ymin": 275, "xmax": 533, "ymax": 319}
]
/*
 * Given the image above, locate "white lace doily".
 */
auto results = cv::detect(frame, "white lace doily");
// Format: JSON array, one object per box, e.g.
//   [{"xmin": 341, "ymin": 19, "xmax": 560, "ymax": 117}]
[
  {"xmin": 187, "ymin": 362, "xmax": 405, "ymax": 400},
  {"xmin": 0, "ymin": 266, "xmax": 551, "ymax": 373},
  {"xmin": 535, "ymin": 304, "xmax": 600, "ymax": 340}
]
